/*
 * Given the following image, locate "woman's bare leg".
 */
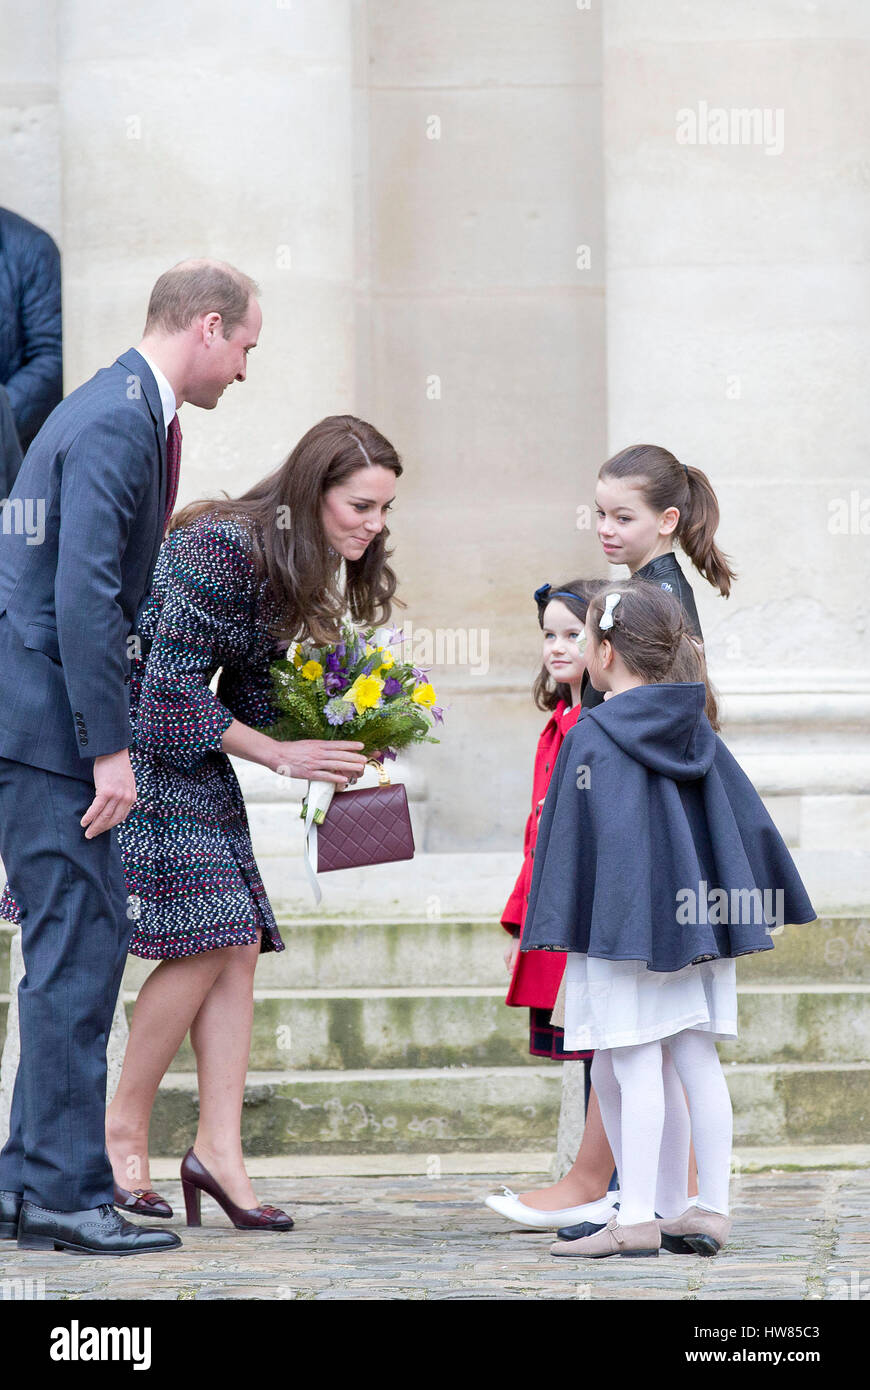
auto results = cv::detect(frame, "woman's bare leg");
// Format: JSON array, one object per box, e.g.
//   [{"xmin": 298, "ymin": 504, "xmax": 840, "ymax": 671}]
[
  {"xmin": 189, "ymin": 935, "xmax": 262, "ymax": 1209},
  {"xmin": 519, "ymin": 1088, "xmax": 615, "ymax": 1209},
  {"xmin": 106, "ymin": 947, "xmax": 231, "ymax": 1190}
]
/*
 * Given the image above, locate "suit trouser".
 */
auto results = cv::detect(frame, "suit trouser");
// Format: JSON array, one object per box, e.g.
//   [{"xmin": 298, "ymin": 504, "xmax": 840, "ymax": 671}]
[{"xmin": 0, "ymin": 755, "xmax": 132, "ymax": 1208}]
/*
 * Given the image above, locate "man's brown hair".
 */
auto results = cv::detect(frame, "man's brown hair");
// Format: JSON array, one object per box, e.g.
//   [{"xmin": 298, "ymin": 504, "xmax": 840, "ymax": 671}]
[{"xmin": 144, "ymin": 259, "xmax": 260, "ymax": 338}]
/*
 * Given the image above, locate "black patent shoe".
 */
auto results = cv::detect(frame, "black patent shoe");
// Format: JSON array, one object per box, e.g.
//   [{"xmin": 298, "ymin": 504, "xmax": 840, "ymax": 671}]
[
  {"xmin": 557, "ymin": 1199, "xmax": 621, "ymax": 1242},
  {"xmin": 0, "ymin": 1190, "xmax": 23, "ymax": 1240},
  {"xmin": 556, "ymin": 1218, "xmax": 608, "ymax": 1241},
  {"xmin": 17, "ymin": 1201, "xmax": 182, "ymax": 1256}
]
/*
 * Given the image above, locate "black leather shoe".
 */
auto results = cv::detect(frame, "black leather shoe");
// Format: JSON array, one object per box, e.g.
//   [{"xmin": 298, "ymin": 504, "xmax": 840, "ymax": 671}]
[
  {"xmin": 17, "ymin": 1201, "xmax": 183, "ymax": 1256},
  {"xmin": 556, "ymin": 1218, "xmax": 608, "ymax": 1240},
  {"xmin": 557, "ymin": 1199, "xmax": 622, "ymax": 1242},
  {"xmin": 0, "ymin": 1190, "xmax": 23, "ymax": 1240}
]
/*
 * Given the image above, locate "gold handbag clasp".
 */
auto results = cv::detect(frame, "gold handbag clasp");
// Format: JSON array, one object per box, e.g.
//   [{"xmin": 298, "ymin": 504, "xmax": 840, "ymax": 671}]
[{"xmin": 368, "ymin": 758, "xmax": 391, "ymax": 787}]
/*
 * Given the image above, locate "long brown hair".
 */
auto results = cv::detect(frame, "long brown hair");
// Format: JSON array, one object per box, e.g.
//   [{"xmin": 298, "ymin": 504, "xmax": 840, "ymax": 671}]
[
  {"xmin": 533, "ymin": 579, "xmax": 603, "ymax": 712},
  {"xmin": 171, "ymin": 415, "xmax": 403, "ymax": 644},
  {"xmin": 599, "ymin": 444, "xmax": 736, "ymax": 597},
  {"xmin": 586, "ymin": 579, "xmax": 721, "ymax": 730}
]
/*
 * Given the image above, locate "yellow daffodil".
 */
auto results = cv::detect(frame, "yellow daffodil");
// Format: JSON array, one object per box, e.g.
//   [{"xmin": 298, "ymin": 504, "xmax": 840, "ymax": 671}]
[
  {"xmin": 291, "ymin": 646, "xmax": 305, "ymax": 668},
  {"xmin": 411, "ymin": 683, "xmax": 437, "ymax": 707},
  {"xmin": 377, "ymin": 650, "xmax": 395, "ymax": 672},
  {"xmin": 343, "ymin": 674, "xmax": 384, "ymax": 712},
  {"xmin": 301, "ymin": 660, "xmax": 323, "ymax": 680}
]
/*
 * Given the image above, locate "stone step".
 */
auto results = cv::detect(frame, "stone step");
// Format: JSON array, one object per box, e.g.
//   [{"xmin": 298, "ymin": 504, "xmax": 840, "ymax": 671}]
[
  {"xmin": 2, "ymin": 980, "xmax": 868, "ymax": 1077},
  {"xmin": 107, "ymin": 982, "xmax": 870, "ymax": 1074},
  {"xmin": 147, "ymin": 1061, "xmax": 870, "ymax": 1155},
  {"xmin": 118, "ymin": 915, "xmax": 870, "ymax": 992},
  {"xmin": 4, "ymin": 915, "xmax": 868, "ymax": 996}
]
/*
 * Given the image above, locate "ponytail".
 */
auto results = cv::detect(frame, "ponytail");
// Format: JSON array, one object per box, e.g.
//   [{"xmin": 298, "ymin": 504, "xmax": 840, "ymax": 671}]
[
  {"xmin": 599, "ymin": 445, "xmax": 737, "ymax": 597},
  {"xmin": 681, "ymin": 466, "xmax": 736, "ymax": 598}
]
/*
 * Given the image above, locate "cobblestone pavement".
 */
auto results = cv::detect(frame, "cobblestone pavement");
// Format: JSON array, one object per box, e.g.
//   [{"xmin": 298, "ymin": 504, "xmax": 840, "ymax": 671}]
[{"xmin": 0, "ymin": 1168, "xmax": 867, "ymax": 1301}]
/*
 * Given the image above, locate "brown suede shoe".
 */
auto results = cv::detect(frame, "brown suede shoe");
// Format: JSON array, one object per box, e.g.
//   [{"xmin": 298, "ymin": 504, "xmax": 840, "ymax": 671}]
[
  {"xmin": 658, "ymin": 1205, "xmax": 731, "ymax": 1257},
  {"xmin": 550, "ymin": 1216, "xmax": 660, "ymax": 1259}
]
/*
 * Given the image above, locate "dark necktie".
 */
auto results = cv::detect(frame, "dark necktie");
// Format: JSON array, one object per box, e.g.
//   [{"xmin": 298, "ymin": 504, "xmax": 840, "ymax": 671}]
[{"xmin": 164, "ymin": 413, "xmax": 182, "ymax": 532}]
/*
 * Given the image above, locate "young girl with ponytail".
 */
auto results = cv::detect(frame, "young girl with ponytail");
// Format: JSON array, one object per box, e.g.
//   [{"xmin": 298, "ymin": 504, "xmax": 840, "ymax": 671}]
[
  {"xmin": 522, "ymin": 581, "xmax": 815, "ymax": 1259},
  {"xmin": 584, "ymin": 444, "xmax": 736, "ymax": 708}
]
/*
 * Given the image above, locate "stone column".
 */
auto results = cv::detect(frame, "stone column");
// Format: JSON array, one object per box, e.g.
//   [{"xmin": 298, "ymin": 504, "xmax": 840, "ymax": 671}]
[
  {"xmin": 601, "ymin": 0, "xmax": 870, "ymax": 883},
  {"xmin": 356, "ymin": 1, "xmax": 607, "ymax": 860}
]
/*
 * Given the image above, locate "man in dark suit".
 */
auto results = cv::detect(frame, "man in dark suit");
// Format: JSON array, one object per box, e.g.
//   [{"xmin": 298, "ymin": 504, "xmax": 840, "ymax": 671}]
[
  {"xmin": 0, "ymin": 258, "xmax": 261, "ymax": 1255},
  {"xmin": 0, "ymin": 206, "xmax": 63, "ymax": 481}
]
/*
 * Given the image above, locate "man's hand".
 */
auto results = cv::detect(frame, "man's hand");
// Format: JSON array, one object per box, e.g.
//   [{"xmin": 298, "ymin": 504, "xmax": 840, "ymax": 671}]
[{"xmin": 81, "ymin": 748, "xmax": 137, "ymax": 839}]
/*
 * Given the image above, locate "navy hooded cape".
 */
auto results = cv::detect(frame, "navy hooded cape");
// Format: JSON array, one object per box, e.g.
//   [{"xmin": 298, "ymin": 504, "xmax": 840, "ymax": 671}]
[{"xmin": 521, "ymin": 683, "xmax": 816, "ymax": 973}]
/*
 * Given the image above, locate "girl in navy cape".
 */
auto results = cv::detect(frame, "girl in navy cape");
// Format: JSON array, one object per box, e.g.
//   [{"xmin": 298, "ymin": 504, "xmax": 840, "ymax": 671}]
[{"xmin": 522, "ymin": 580, "xmax": 815, "ymax": 1259}]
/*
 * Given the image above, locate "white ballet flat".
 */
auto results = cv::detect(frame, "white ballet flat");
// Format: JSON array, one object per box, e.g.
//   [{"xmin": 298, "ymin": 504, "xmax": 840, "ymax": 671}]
[{"xmin": 484, "ymin": 1187, "xmax": 618, "ymax": 1230}]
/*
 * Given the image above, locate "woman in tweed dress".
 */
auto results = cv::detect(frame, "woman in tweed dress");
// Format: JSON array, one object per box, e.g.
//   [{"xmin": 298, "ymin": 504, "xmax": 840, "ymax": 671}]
[{"xmin": 86, "ymin": 415, "xmax": 399, "ymax": 1228}]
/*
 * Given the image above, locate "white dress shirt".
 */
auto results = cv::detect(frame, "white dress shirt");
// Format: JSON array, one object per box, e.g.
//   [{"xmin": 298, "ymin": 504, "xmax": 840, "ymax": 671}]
[{"xmin": 137, "ymin": 350, "xmax": 177, "ymax": 438}]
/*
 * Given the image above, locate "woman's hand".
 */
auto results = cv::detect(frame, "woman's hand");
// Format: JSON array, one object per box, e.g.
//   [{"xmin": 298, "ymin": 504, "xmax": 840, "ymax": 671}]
[
  {"xmin": 273, "ymin": 739, "xmax": 367, "ymax": 785},
  {"xmin": 504, "ymin": 936, "xmax": 520, "ymax": 973}
]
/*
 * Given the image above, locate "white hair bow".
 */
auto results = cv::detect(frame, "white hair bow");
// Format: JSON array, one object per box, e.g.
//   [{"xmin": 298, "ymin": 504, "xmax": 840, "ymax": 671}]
[{"xmin": 599, "ymin": 592, "xmax": 622, "ymax": 631}]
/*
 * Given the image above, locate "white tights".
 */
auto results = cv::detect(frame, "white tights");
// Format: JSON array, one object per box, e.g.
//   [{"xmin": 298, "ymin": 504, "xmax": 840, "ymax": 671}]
[{"xmin": 590, "ymin": 1029, "xmax": 733, "ymax": 1226}]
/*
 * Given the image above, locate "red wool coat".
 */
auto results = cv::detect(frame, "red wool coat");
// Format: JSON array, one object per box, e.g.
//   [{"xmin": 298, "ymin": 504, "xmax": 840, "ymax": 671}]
[{"xmin": 502, "ymin": 698, "xmax": 581, "ymax": 1008}]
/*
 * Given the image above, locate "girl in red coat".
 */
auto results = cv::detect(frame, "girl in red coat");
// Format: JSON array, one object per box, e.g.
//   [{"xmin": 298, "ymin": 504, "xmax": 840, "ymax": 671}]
[{"xmin": 486, "ymin": 580, "xmax": 619, "ymax": 1231}]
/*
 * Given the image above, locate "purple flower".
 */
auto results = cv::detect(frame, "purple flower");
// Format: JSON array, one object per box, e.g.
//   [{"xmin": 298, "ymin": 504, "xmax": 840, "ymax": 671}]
[
  {"xmin": 326, "ymin": 652, "xmax": 343, "ymax": 673},
  {"xmin": 382, "ymin": 676, "xmax": 403, "ymax": 698},
  {"xmin": 412, "ymin": 665, "xmax": 432, "ymax": 682},
  {"xmin": 431, "ymin": 705, "xmax": 445, "ymax": 724},
  {"xmin": 324, "ymin": 698, "xmax": 356, "ymax": 726},
  {"xmin": 324, "ymin": 671, "xmax": 349, "ymax": 695}
]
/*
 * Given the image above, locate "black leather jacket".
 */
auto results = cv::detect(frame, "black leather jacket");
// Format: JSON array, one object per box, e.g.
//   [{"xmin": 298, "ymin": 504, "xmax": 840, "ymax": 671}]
[
  {"xmin": 0, "ymin": 207, "xmax": 62, "ymax": 455},
  {"xmin": 581, "ymin": 553, "xmax": 703, "ymax": 709}
]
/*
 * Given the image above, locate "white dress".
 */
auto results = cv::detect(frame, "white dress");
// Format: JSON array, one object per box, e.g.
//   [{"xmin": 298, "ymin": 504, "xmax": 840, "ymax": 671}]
[{"xmin": 562, "ymin": 952, "xmax": 738, "ymax": 1052}]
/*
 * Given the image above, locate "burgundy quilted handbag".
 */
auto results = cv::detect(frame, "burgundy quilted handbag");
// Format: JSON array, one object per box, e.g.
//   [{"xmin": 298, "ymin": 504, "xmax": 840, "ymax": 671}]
[{"xmin": 315, "ymin": 768, "xmax": 415, "ymax": 873}]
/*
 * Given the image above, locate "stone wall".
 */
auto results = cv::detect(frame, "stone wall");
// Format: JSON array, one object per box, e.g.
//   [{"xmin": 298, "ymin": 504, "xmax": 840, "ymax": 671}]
[{"xmin": 0, "ymin": 0, "xmax": 867, "ymax": 889}]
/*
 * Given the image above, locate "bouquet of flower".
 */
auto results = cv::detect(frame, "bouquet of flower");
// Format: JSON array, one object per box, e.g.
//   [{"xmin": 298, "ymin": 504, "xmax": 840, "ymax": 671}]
[{"xmin": 258, "ymin": 621, "xmax": 444, "ymax": 759}]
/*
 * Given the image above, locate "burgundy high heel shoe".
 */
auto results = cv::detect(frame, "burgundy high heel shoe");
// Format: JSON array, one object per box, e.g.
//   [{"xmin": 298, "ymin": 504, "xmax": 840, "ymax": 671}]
[
  {"xmin": 113, "ymin": 1182, "xmax": 173, "ymax": 1219},
  {"xmin": 180, "ymin": 1148, "xmax": 294, "ymax": 1232}
]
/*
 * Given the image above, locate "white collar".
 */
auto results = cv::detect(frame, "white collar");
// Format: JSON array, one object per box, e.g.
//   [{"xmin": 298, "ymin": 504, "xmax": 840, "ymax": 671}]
[{"xmin": 137, "ymin": 350, "xmax": 177, "ymax": 438}]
